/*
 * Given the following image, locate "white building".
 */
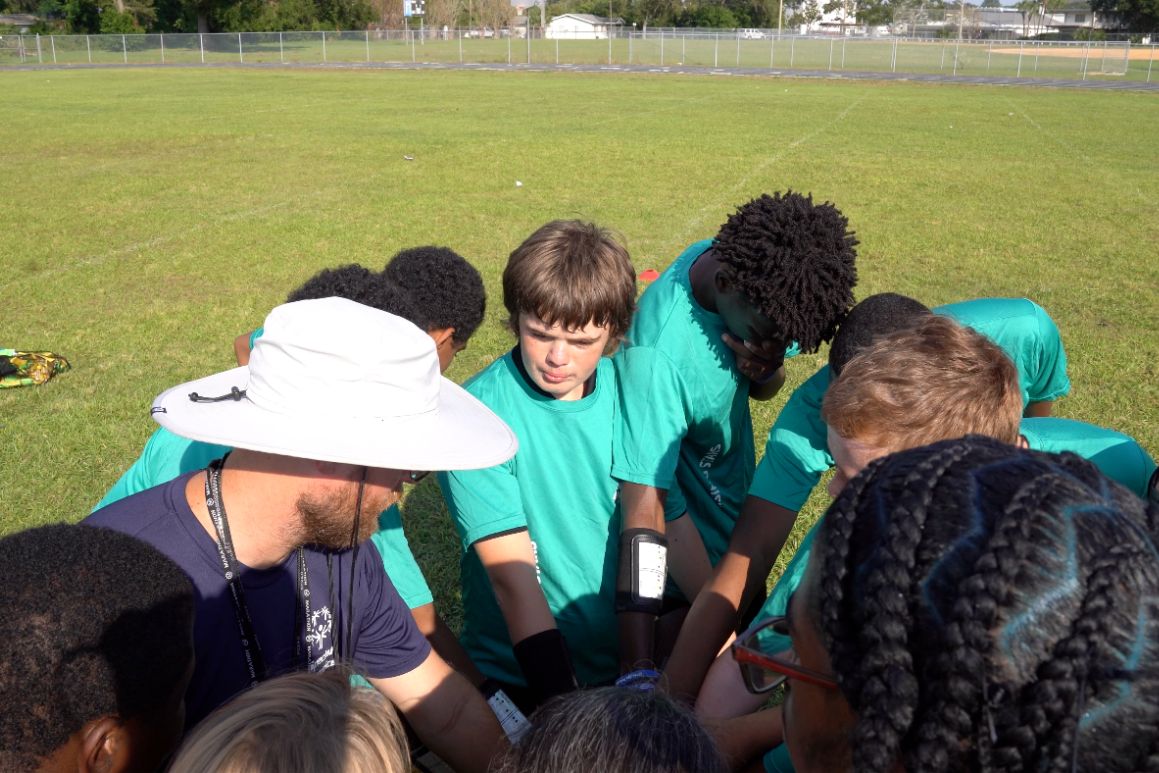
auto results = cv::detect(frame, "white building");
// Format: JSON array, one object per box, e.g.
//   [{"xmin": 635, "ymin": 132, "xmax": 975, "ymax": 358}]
[{"xmin": 546, "ymin": 13, "xmax": 623, "ymax": 39}]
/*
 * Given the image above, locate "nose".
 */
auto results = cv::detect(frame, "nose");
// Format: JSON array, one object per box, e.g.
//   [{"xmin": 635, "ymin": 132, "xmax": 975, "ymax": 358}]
[{"xmin": 546, "ymin": 342, "xmax": 567, "ymax": 367}]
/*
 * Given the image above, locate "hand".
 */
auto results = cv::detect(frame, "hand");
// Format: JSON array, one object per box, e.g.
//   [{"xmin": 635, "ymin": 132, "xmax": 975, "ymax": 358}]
[{"xmin": 722, "ymin": 333, "xmax": 784, "ymax": 384}]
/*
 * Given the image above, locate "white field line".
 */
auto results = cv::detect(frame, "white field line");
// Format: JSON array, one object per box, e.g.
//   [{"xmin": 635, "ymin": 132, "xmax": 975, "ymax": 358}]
[
  {"xmin": 1002, "ymin": 94, "xmax": 1152, "ymax": 209},
  {"xmin": 673, "ymin": 91, "xmax": 869, "ymax": 249},
  {"xmin": 0, "ymin": 198, "xmax": 300, "ymax": 293}
]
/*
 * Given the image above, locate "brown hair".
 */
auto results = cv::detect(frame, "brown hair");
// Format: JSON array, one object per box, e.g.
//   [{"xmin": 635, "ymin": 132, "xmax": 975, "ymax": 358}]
[
  {"xmin": 167, "ymin": 670, "xmax": 408, "ymax": 773},
  {"xmin": 821, "ymin": 315, "xmax": 1022, "ymax": 452},
  {"xmin": 502, "ymin": 220, "xmax": 637, "ymax": 349}
]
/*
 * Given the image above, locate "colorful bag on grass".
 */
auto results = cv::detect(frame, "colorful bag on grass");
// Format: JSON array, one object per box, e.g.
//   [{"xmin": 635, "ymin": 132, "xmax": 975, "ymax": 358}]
[{"xmin": 0, "ymin": 349, "xmax": 71, "ymax": 388}]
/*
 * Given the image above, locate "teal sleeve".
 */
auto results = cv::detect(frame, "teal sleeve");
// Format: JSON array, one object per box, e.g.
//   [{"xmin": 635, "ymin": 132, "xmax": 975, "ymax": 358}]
[
  {"xmin": 439, "ymin": 462, "xmax": 528, "ymax": 551},
  {"xmin": 764, "ymin": 743, "xmax": 796, "ymax": 773},
  {"xmin": 752, "ymin": 525, "xmax": 818, "ymax": 651},
  {"xmin": 249, "ymin": 326, "xmax": 264, "ymax": 349},
  {"xmin": 1027, "ymin": 303, "xmax": 1071, "ymax": 403},
  {"xmin": 1089, "ymin": 441, "xmax": 1157, "ymax": 499},
  {"xmin": 748, "ymin": 368, "xmax": 834, "ymax": 513},
  {"xmin": 92, "ymin": 428, "xmax": 229, "ymax": 512},
  {"xmin": 664, "ymin": 484, "xmax": 688, "ymax": 522},
  {"xmin": 611, "ymin": 346, "xmax": 690, "ymax": 492},
  {"xmin": 369, "ymin": 504, "xmax": 433, "ymax": 610}
]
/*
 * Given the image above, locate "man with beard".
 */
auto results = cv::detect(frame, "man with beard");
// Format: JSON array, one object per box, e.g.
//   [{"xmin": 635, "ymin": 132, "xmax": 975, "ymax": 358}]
[{"xmin": 86, "ymin": 297, "xmax": 518, "ymax": 773}]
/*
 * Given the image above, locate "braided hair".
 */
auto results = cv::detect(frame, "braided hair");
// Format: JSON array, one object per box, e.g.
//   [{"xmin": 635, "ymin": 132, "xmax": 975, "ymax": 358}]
[
  {"xmin": 813, "ymin": 435, "xmax": 1159, "ymax": 772},
  {"xmin": 713, "ymin": 191, "xmax": 858, "ymax": 353}
]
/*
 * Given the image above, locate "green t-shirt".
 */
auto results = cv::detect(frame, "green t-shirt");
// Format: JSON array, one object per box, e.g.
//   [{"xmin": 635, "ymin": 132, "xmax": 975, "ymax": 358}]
[
  {"xmin": 440, "ymin": 351, "xmax": 622, "ymax": 687},
  {"xmin": 612, "ymin": 240, "xmax": 758, "ymax": 565},
  {"xmin": 1022, "ymin": 417, "xmax": 1156, "ymax": 499},
  {"xmin": 749, "ymin": 298, "xmax": 1071, "ymax": 512},
  {"xmin": 92, "ymin": 426, "xmax": 434, "ymax": 609}
]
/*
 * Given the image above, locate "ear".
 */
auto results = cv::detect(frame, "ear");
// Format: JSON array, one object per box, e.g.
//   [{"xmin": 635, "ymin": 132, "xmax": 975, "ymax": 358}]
[
  {"xmin": 428, "ymin": 327, "xmax": 456, "ymax": 348},
  {"xmin": 713, "ymin": 269, "xmax": 733, "ymax": 294},
  {"xmin": 81, "ymin": 717, "xmax": 128, "ymax": 773},
  {"xmin": 1016, "ymin": 434, "xmax": 1030, "ymax": 449}
]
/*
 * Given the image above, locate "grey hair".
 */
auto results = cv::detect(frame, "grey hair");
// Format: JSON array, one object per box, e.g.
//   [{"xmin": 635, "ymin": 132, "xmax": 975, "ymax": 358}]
[
  {"xmin": 492, "ymin": 687, "xmax": 728, "ymax": 773},
  {"xmin": 168, "ymin": 669, "xmax": 409, "ymax": 773}
]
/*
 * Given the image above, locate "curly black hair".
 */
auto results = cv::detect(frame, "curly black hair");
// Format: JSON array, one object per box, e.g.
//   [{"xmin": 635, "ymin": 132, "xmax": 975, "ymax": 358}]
[
  {"xmin": 827, "ymin": 292, "xmax": 931, "ymax": 376},
  {"xmin": 384, "ymin": 247, "xmax": 486, "ymax": 345},
  {"xmin": 0, "ymin": 525, "xmax": 195, "ymax": 770},
  {"xmin": 286, "ymin": 264, "xmax": 382, "ymax": 306},
  {"xmin": 713, "ymin": 192, "xmax": 858, "ymax": 353},
  {"xmin": 814, "ymin": 435, "xmax": 1159, "ymax": 772}
]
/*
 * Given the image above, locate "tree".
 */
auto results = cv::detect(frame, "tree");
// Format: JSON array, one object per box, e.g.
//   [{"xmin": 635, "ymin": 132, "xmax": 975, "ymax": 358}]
[
  {"xmin": 980, "ymin": 0, "xmax": 998, "ymax": 6},
  {"xmin": 789, "ymin": 0, "xmax": 820, "ymax": 29},
  {"xmin": 1015, "ymin": 0, "xmax": 1036, "ymax": 35},
  {"xmin": 822, "ymin": 0, "xmax": 855, "ymax": 33},
  {"xmin": 1090, "ymin": 0, "xmax": 1159, "ymax": 29}
]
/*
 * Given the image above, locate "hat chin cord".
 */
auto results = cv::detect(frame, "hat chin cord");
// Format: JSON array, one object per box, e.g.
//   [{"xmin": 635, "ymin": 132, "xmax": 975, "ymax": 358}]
[{"xmin": 344, "ymin": 465, "xmax": 368, "ymax": 663}]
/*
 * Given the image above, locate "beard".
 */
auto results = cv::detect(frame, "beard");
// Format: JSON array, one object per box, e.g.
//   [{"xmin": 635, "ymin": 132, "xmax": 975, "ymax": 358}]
[{"xmin": 295, "ymin": 481, "xmax": 384, "ymax": 551}]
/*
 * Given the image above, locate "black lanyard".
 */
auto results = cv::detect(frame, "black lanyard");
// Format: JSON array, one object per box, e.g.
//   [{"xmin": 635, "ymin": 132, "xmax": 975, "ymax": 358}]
[{"xmin": 204, "ymin": 458, "xmax": 310, "ymax": 686}]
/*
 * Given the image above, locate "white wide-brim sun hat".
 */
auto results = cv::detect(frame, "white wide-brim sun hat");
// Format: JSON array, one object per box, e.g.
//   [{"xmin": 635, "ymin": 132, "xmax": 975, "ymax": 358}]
[{"xmin": 151, "ymin": 297, "xmax": 518, "ymax": 471}]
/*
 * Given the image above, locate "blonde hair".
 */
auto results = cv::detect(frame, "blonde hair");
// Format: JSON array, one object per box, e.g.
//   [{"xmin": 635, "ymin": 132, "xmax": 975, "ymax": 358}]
[
  {"xmin": 502, "ymin": 220, "xmax": 637, "ymax": 349},
  {"xmin": 168, "ymin": 670, "xmax": 408, "ymax": 773},
  {"xmin": 822, "ymin": 315, "xmax": 1023, "ymax": 452}
]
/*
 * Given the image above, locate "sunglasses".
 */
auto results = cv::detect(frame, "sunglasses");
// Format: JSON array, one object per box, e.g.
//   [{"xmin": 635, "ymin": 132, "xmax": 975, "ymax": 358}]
[
  {"xmin": 407, "ymin": 471, "xmax": 431, "ymax": 485},
  {"xmin": 731, "ymin": 616, "xmax": 839, "ymax": 694}
]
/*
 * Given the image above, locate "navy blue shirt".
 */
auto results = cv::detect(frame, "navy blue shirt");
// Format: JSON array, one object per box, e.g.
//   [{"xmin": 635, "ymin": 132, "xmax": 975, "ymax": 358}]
[{"xmin": 86, "ymin": 472, "xmax": 430, "ymax": 727}]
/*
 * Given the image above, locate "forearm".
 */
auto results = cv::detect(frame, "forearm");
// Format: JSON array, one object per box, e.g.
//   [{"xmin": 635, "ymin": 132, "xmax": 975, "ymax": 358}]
[
  {"xmin": 1025, "ymin": 399, "xmax": 1053, "ymax": 417},
  {"xmin": 412, "ymin": 604, "xmax": 486, "ymax": 686},
  {"xmin": 407, "ymin": 672, "xmax": 507, "ymax": 773},
  {"xmin": 664, "ymin": 553, "xmax": 749, "ymax": 701},
  {"xmin": 233, "ymin": 331, "xmax": 252, "ymax": 366},
  {"xmin": 667, "ymin": 498, "xmax": 798, "ymax": 699},
  {"xmin": 617, "ymin": 482, "xmax": 668, "ymax": 671}
]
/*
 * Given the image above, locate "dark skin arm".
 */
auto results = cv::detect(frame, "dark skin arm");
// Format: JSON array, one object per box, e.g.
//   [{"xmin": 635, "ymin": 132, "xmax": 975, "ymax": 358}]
[
  {"xmin": 617, "ymin": 481, "xmax": 667, "ymax": 672},
  {"xmin": 233, "ymin": 331, "xmax": 253, "ymax": 366},
  {"xmin": 1025, "ymin": 400, "xmax": 1054, "ymax": 418},
  {"xmin": 664, "ymin": 496, "xmax": 798, "ymax": 701}
]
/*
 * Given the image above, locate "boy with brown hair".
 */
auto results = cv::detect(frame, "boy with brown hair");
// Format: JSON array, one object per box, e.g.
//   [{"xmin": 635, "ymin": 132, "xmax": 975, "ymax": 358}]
[{"xmin": 440, "ymin": 220, "xmax": 637, "ymax": 712}]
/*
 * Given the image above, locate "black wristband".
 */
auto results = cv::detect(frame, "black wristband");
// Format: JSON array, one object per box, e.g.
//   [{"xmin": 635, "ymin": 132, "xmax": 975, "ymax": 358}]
[
  {"xmin": 512, "ymin": 629, "xmax": 578, "ymax": 707},
  {"xmin": 615, "ymin": 528, "xmax": 668, "ymax": 616}
]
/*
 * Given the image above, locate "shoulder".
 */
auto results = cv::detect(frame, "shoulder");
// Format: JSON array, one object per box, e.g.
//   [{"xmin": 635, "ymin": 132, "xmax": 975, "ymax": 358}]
[
  {"xmin": 629, "ymin": 240, "xmax": 712, "ymax": 345},
  {"xmin": 462, "ymin": 351, "xmax": 519, "ymax": 402}
]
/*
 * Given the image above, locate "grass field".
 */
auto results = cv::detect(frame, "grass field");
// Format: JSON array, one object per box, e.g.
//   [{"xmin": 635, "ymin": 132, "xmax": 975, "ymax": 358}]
[
  {"xmin": 5, "ymin": 32, "xmax": 1157, "ymax": 83},
  {"xmin": 2, "ymin": 67, "xmax": 1157, "ymax": 628}
]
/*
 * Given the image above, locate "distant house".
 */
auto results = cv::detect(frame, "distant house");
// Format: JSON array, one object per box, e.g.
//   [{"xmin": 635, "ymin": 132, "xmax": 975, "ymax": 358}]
[
  {"xmin": 0, "ymin": 13, "xmax": 38, "ymax": 31},
  {"xmin": 546, "ymin": 13, "xmax": 623, "ymax": 39}
]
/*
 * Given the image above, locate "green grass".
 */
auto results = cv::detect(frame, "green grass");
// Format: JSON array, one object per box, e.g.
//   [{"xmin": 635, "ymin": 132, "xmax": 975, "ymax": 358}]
[{"xmin": 2, "ymin": 67, "xmax": 1157, "ymax": 628}]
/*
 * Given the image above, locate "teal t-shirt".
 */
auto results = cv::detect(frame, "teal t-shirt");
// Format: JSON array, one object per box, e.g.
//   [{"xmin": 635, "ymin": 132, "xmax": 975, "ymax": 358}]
[
  {"xmin": 749, "ymin": 298, "xmax": 1071, "ymax": 512},
  {"xmin": 440, "ymin": 351, "xmax": 622, "ymax": 687},
  {"xmin": 756, "ymin": 417, "xmax": 1154, "ymax": 628},
  {"xmin": 612, "ymin": 240, "xmax": 763, "ymax": 565},
  {"xmin": 1021, "ymin": 417, "xmax": 1156, "ymax": 499},
  {"xmin": 92, "ymin": 427, "xmax": 434, "ymax": 610}
]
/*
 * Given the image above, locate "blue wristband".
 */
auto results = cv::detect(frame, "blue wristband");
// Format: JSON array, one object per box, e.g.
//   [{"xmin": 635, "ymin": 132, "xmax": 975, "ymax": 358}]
[{"xmin": 615, "ymin": 668, "xmax": 661, "ymax": 691}]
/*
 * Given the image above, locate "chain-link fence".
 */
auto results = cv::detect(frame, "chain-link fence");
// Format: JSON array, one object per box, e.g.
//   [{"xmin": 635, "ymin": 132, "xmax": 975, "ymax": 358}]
[{"xmin": 1, "ymin": 29, "xmax": 1155, "ymax": 82}]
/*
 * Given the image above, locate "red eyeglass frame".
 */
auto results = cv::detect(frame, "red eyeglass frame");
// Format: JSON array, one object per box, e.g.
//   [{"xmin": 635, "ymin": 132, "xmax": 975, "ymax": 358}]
[{"xmin": 731, "ymin": 616, "xmax": 840, "ymax": 693}]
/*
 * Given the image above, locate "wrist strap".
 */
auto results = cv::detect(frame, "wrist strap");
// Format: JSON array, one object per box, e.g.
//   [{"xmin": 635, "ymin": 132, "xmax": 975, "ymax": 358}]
[
  {"xmin": 512, "ymin": 629, "xmax": 578, "ymax": 707},
  {"xmin": 615, "ymin": 528, "xmax": 668, "ymax": 616}
]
